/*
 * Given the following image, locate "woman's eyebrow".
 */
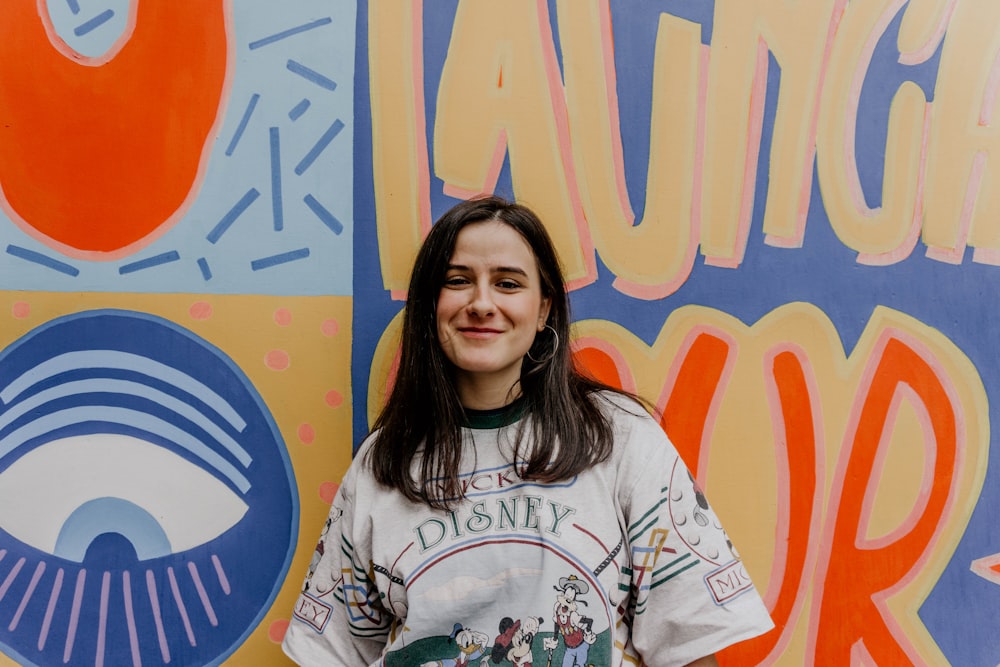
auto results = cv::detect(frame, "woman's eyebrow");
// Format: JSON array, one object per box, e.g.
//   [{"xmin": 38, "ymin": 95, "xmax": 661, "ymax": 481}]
[
  {"xmin": 445, "ymin": 263, "xmax": 529, "ymax": 277},
  {"xmin": 492, "ymin": 265, "xmax": 529, "ymax": 276}
]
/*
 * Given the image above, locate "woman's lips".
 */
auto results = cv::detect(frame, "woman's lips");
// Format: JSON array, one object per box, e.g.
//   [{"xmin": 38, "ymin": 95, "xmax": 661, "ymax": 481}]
[{"xmin": 458, "ymin": 327, "xmax": 503, "ymax": 337}]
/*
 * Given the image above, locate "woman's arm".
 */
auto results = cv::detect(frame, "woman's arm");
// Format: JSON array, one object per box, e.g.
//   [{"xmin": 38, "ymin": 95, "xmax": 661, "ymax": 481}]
[{"xmin": 282, "ymin": 473, "xmax": 392, "ymax": 665}]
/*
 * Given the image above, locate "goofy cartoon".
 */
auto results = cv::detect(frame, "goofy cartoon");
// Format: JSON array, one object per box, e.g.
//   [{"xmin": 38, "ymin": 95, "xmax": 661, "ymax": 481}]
[{"xmin": 542, "ymin": 576, "xmax": 596, "ymax": 667}]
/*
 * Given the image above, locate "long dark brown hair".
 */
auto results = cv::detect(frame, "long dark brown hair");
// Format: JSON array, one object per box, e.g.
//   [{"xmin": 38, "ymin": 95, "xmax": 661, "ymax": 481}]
[{"xmin": 364, "ymin": 195, "xmax": 635, "ymax": 507}]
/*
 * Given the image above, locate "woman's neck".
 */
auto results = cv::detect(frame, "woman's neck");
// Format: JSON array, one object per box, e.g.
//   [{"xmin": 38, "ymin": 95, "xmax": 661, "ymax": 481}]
[{"xmin": 456, "ymin": 375, "xmax": 522, "ymax": 410}]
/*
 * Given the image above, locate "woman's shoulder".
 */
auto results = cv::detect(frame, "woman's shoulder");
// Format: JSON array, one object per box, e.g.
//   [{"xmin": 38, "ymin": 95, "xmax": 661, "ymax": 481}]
[
  {"xmin": 589, "ymin": 390, "xmax": 678, "ymax": 459},
  {"xmin": 589, "ymin": 388, "xmax": 654, "ymax": 424},
  {"xmin": 334, "ymin": 430, "xmax": 383, "ymax": 491},
  {"xmin": 349, "ymin": 427, "xmax": 427, "ymax": 487},
  {"xmin": 354, "ymin": 428, "xmax": 379, "ymax": 456}
]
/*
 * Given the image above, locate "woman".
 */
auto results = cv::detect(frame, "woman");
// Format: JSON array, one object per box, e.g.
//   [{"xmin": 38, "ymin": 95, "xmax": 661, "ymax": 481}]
[{"xmin": 282, "ymin": 196, "xmax": 773, "ymax": 666}]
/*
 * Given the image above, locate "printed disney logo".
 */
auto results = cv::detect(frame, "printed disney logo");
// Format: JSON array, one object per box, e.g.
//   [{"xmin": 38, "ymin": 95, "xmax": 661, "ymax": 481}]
[{"xmin": 414, "ymin": 495, "xmax": 578, "ymax": 552}]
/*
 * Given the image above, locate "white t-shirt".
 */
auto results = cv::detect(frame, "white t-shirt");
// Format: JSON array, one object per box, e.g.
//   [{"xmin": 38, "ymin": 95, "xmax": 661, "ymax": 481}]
[{"xmin": 283, "ymin": 394, "xmax": 773, "ymax": 666}]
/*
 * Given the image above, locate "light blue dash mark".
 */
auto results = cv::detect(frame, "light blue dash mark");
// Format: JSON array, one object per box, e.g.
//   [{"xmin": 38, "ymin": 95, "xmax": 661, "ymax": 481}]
[
  {"xmin": 197, "ymin": 258, "xmax": 212, "ymax": 281},
  {"xmin": 6, "ymin": 245, "xmax": 80, "ymax": 276},
  {"xmin": 66, "ymin": 0, "xmax": 81, "ymax": 15},
  {"xmin": 118, "ymin": 251, "xmax": 181, "ymax": 275},
  {"xmin": 207, "ymin": 188, "xmax": 260, "ymax": 243},
  {"xmin": 286, "ymin": 60, "xmax": 337, "ymax": 91},
  {"xmin": 249, "ymin": 17, "xmax": 332, "ymax": 50},
  {"xmin": 289, "ymin": 99, "xmax": 311, "ymax": 121},
  {"xmin": 270, "ymin": 127, "xmax": 283, "ymax": 232},
  {"xmin": 294, "ymin": 119, "xmax": 344, "ymax": 175},
  {"xmin": 74, "ymin": 9, "xmax": 114, "ymax": 36},
  {"xmin": 303, "ymin": 194, "xmax": 343, "ymax": 235},
  {"xmin": 251, "ymin": 248, "xmax": 310, "ymax": 271},
  {"xmin": 225, "ymin": 93, "xmax": 260, "ymax": 156}
]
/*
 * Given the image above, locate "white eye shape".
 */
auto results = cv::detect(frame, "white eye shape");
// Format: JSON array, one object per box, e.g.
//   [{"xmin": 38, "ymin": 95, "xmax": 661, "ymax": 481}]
[{"xmin": 0, "ymin": 433, "xmax": 248, "ymax": 561}]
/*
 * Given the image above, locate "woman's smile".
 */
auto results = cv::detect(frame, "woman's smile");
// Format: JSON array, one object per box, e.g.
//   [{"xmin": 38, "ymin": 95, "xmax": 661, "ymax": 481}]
[{"xmin": 457, "ymin": 326, "xmax": 503, "ymax": 336}]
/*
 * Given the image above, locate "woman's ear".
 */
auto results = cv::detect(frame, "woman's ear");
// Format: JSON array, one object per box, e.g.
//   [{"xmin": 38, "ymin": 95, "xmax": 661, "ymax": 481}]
[{"xmin": 537, "ymin": 297, "xmax": 552, "ymax": 331}]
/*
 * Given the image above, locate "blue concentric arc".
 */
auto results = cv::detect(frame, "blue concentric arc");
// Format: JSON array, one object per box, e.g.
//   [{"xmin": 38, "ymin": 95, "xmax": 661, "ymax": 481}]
[
  {"xmin": 0, "ymin": 379, "xmax": 246, "ymax": 458},
  {"xmin": 0, "ymin": 350, "xmax": 246, "ymax": 429}
]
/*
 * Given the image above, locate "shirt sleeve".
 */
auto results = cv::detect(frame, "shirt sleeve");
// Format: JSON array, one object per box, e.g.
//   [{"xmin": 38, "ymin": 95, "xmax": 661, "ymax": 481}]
[
  {"xmin": 282, "ymin": 462, "xmax": 393, "ymax": 667},
  {"xmin": 616, "ymin": 408, "xmax": 774, "ymax": 667}
]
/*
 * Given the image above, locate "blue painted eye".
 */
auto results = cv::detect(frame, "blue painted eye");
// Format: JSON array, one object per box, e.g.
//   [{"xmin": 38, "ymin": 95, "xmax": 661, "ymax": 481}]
[
  {"xmin": 0, "ymin": 310, "xmax": 298, "ymax": 667},
  {"xmin": 0, "ymin": 434, "xmax": 249, "ymax": 563}
]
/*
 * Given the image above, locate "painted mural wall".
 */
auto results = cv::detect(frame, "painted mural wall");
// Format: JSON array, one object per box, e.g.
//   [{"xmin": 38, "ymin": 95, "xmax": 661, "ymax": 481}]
[{"xmin": 0, "ymin": 1, "xmax": 998, "ymax": 666}]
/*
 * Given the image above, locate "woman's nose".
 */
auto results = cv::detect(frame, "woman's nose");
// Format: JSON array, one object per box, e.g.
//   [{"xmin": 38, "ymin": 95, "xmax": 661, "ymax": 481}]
[{"xmin": 467, "ymin": 282, "xmax": 495, "ymax": 316}]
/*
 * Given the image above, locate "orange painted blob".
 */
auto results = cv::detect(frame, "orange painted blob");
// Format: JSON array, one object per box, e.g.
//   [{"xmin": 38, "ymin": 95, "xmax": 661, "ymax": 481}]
[
  {"xmin": 0, "ymin": 2, "xmax": 230, "ymax": 256},
  {"xmin": 572, "ymin": 346, "xmax": 625, "ymax": 388}
]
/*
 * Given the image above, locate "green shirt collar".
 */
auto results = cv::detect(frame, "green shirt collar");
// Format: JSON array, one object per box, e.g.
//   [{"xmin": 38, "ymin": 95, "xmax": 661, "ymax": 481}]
[{"xmin": 462, "ymin": 396, "xmax": 526, "ymax": 429}]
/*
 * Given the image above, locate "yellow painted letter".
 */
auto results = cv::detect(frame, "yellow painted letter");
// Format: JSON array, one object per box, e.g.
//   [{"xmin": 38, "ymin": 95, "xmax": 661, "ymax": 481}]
[
  {"xmin": 816, "ymin": 0, "xmax": 927, "ymax": 264},
  {"xmin": 434, "ymin": 0, "xmax": 594, "ymax": 286},
  {"xmin": 369, "ymin": 1, "xmax": 431, "ymax": 297},
  {"xmin": 560, "ymin": 4, "xmax": 701, "ymax": 299},
  {"xmin": 702, "ymin": 0, "xmax": 840, "ymax": 265}
]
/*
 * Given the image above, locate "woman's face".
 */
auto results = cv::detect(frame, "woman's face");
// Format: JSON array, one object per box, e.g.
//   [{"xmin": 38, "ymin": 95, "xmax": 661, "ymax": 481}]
[{"xmin": 435, "ymin": 220, "xmax": 551, "ymax": 408}]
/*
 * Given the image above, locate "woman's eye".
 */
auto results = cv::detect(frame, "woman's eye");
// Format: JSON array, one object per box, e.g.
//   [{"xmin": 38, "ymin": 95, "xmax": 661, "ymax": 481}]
[
  {"xmin": 444, "ymin": 276, "xmax": 469, "ymax": 287},
  {"xmin": 496, "ymin": 279, "xmax": 521, "ymax": 290}
]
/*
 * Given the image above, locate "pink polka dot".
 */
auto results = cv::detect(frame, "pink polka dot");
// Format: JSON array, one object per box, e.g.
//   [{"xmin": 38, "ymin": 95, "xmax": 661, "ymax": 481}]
[
  {"xmin": 189, "ymin": 301, "xmax": 213, "ymax": 320},
  {"xmin": 11, "ymin": 302, "xmax": 30, "ymax": 319},
  {"xmin": 297, "ymin": 423, "xmax": 316, "ymax": 445},
  {"xmin": 321, "ymin": 318, "xmax": 339, "ymax": 336},
  {"xmin": 274, "ymin": 308, "xmax": 293, "ymax": 327},
  {"xmin": 324, "ymin": 389, "xmax": 343, "ymax": 408},
  {"xmin": 319, "ymin": 481, "xmax": 339, "ymax": 504},
  {"xmin": 268, "ymin": 619, "xmax": 290, "ymax": 644},
  {"xmin": 265, "ymin": 349, "xmax": 290, "ymax": 371}
]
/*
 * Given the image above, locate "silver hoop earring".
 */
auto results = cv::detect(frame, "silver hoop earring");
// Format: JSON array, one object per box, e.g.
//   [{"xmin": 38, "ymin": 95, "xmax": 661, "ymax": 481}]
[{"xmin": 526, "ymin": 324, "xmax": 559, "ymax": 364}]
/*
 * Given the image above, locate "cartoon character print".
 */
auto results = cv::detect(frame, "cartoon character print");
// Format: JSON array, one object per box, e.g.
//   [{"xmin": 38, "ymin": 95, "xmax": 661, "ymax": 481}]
[
  {"xmin": 302, "ymin": 506, "xmax": 343, "ymax": 595},
  {"xmin": 542, "ymin": 576, "xmax": 596, "ymax": 667},
  {"xmin": 420, "ymin": 623, "xmax": 490, "ymax": 667},
  {"xmin": 668, "ymin": 466, "xmax": 738, "ymax": 565},
  {"xmin": 489, "ymin": 616, "xmax": 543, "ymax": 666}
]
